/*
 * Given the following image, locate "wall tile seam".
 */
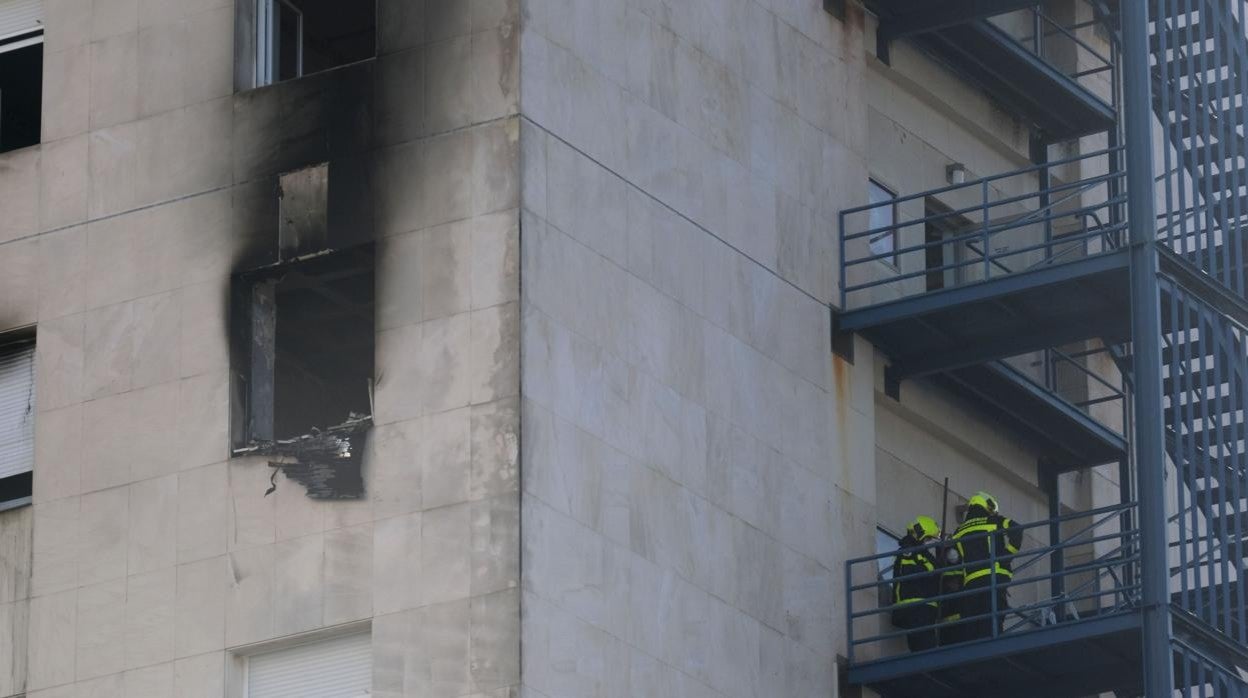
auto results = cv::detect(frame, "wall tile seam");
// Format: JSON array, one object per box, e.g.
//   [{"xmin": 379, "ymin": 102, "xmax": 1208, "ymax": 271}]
[
  {"xmin": 0, "ymin": 182, "xmax": 234, "ymax": 253},
  {"xmin": 529, "ymin": 6, "xmax": 844, "ymax": 148},
  {"xmin": 872, "ymin": 431, "xmax": 1043, "ymax": 499},
  {"xmin": 868, "ymin": 61, "xmax": 1033, "ymax": 165},
  {"xmin": 525, "ymin": 462, "xmax": 831, "ymax": 587},
  {"xmin": 235, "ymin": 113, "xmax": 520, "ymax": 192},
  {"xmin": 520, "ymin": 590, "xmax": 731, "ymax": 698},
  {"xmin": 863, "ymin": 103, "xmax": 1028, "ymax": 176},
  {"xmin": 526, "ymin": 26, "xmax": 839, "ymax": 219},
  {"xmin": 522, "ymin": 489, "xmax": 824, "ymax": 645},
  {"xmin": 520, "ymin": 116, "xmax": 827, "ymax": 308},
  {"xmin": 377, "ymin": 296, "xmax": 520, "ymax": 333},
  {"xmin": 521, "ymin": 301, "xmax": 834, "ymax": 485},
  {"xmin": 1, "ymin": 113, "xmax": 523, "ymax": 253},
  {"xmin": 630, "ymin": 0, "xmax": 850, "ymax": 63},
  {"xmin": 873, "ymin": 388, "xmax": 1045, "ymax": 483},
  {"xmin": 520, "ymin": 402, "xmax": 808, "ymax": 549},
  {"xmin": 366, "ymin": 112, "xmax": 521, "ymax": 165},
  {"xmin": 523, "ymin": 203, "xmax": 829, "ymax": 397},
  {"xmin": 373, "ymin": 208, "xmax": 521, "ymax": 245}
]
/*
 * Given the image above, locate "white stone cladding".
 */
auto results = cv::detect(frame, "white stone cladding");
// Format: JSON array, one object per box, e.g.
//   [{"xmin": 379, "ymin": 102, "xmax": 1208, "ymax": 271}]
[{"xmin": 0, "ymin": 1, "xmax": 1103, "ymax": 696}]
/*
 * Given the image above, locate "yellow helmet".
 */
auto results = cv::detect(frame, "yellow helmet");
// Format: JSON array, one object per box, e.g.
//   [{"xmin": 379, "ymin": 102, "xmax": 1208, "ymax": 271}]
[
  {"xmin": 909, "ymin": 515, "xmax": 939, "ymax": 541},
  {"xmin": 968, "ymin": 491, "xmax": 999, "ymax": 514}
]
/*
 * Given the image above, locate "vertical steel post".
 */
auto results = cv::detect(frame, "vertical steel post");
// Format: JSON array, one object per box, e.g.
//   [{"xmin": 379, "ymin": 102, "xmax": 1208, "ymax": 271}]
[
  {"xmin": 1044, "ymin": 467, "xmax": 1066, "ymax": 621},
  {"xmin": 982, "ymin": 180, "xmax": 991, "ymax": 280},
  {"xmin": 1122, "ymin": 2, "xmax": 1174, "ymax": 694}
]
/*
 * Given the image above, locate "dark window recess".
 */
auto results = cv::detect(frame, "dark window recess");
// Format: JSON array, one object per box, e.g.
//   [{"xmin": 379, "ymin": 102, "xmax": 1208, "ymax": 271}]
[
  {"xmin": 0, "ymin": 35, "xmax": 42, "ymax": 154},
  {"xmin": 266, "ymin": 0, "xmax": 375, "ymax": 84},
  {"xmin": 232, "ymin": 245, "xmax": 375, "ymax": 499}
]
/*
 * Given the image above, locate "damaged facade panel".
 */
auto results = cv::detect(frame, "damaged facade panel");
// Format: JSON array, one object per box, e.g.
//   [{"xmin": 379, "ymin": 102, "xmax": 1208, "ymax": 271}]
[
  {"xmin": 229, "ymin": 61, "xmax": 377, "ymax": 273},
  {"xmin": 228, "ymin": 70, "xmax": 381, "ymax": 501},
  {"xmin": 231, "ymin": 243, "xmax": 376, "ymax": 499}
]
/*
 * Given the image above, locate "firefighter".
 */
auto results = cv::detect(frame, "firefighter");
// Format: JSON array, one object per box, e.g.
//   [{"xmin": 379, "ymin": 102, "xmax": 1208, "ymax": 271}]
[
  {"xmin": 937, "ymin": 540, "xmax": 963, "ymax": 646},
  {"xmin": 948, "ymin": 491, "xmax": 1022, "ymax": 644},
  {"xmin": 890, "ymin": 515, "xmax": 942, "ymax": 652}
]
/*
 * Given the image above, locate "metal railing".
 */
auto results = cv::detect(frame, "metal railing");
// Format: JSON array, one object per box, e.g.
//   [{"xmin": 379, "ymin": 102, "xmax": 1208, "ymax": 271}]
[
  {"xmin": 991, "ymin": 2, "xmax": 1117, "ymax": 90},
  {"xmin": 1007, "ymin": 340, "xmax": 1128, "ymax": 422},
  {"xmin": 839, "ymin": 146, "xmax": 1128, "ymax": 311},
  {"xmin": 845, "ymin": 502, "xmax": 1140, "ymax": 667}
]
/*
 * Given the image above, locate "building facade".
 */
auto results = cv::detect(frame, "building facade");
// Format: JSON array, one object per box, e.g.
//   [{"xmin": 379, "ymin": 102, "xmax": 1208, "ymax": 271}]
[{"xmin": 0, "ymin": 0, "xmax": 1241, "ymax": 697}]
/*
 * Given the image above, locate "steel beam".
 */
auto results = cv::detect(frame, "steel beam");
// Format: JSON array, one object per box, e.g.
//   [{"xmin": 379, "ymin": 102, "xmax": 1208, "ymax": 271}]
[
  {"xmin": 1122, "ymin": 1, "xmax": 1175, "ymax": 695},
  {"xmin": 837, "ymin": 249, "xmax": 1130, "ymax": 332},
  {"xmin": 847, "ymin": 612, "xmax": 1141, "ymax": 685},
  {"xmin": 877, "ymin": 0, "xmax": 1051, "ymax": 39}
]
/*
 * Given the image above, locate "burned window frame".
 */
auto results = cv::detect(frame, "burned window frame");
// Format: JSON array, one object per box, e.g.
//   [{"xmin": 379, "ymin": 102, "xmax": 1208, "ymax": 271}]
[
  {"xmin": 0, "ymin": 327, "xmax": 36, "ymax": 511},
  {"xmin": 230, "ymin": 244, "xmax": 376, "ymax": 499}
]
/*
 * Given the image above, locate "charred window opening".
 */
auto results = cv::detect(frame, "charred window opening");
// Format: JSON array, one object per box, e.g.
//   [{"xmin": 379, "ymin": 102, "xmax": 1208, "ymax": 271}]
[
  {"xmin": 0, "ymin": 331, "xmax": 35, "ymax": 511},
  {"xmin": 252, "ymin": 0, "xmax": 375, "ymax": 87},
  {"xmin": 232, "ymin": 245, "xmax": 375, "ymax": 499},
  {"xmin": 0, "ymin": 5, "xmax": 44, "ymax": 155}
]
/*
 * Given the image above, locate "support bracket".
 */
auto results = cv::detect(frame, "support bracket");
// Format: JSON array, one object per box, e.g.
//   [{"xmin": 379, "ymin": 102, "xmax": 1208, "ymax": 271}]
[
  {"xmin": 831, "ymin": 309, "xmax": 855, "ymax": 363},
  {"xmin": 884, "ymin": 365, "xmax": 901, "ymax": 401}
]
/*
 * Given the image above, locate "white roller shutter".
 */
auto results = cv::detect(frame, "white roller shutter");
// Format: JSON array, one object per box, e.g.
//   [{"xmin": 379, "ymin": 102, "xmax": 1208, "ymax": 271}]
[
  {"xmin": 0, "ymin": 0, "xmax": 42, "ymax": 42},
  {"xmin": 247, "ymin": 631, "xmax": 372, "ymax": 698},
  {"xmin": 0, "ymin": 343, "xmax": 34, "ymax": 481}
]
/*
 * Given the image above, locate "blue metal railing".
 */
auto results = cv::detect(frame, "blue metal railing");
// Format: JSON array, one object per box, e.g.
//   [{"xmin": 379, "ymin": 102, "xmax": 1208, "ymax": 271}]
[
  {"xmin": 990, "ymin": 2, "xmax": 1118, "ymax": 88},
  {"xmin": 845, "ymin": 502, "xmax": 1139, "ymax": 667},
  {"xmin": 839, "ymin": 146, "xmax": 1128, "ymax": 311}
]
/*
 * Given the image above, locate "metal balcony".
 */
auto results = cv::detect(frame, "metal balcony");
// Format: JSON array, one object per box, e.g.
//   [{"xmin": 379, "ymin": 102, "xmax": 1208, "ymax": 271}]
[
  {"xmin": 866, "ymin": 0, "xmax": 1117, "ymax": 141},
  {"xmin": 840, "ymin": 150, "xmax": 1129, "ymax": 353},
  {"xmin": 846, "ymin": 503, "xmax": 1145, "ymax": 698}
]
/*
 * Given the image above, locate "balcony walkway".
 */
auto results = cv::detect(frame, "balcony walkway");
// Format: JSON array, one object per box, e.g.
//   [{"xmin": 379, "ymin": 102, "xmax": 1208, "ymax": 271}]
[{"xmin": 849, "ymin": 612, "xmax": 1143, "ymax": 698}]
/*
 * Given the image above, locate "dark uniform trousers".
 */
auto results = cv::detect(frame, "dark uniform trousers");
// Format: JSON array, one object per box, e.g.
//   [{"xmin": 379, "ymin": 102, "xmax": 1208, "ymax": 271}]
[{"xmin": 890, "ymin": 534, "xmax": 941, "ymax": 652}]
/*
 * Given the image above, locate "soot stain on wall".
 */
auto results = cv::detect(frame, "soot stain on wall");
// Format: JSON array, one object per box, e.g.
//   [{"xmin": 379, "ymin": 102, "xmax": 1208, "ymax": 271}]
[{"xmin": 227, "ymin": 61, "xmax": 380, "ymax": 499}]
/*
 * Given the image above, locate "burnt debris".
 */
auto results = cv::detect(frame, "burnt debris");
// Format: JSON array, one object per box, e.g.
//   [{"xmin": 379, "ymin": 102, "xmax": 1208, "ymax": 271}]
[{"xmin": 236, "ymin": 414, "xmax": 371, "ymax": 499}]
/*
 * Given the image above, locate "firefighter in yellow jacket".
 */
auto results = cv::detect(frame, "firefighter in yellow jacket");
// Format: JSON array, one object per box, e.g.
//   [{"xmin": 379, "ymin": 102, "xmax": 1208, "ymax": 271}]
[
  {"xmin": 890, "ymin": 515, "xmax": 942, "ymax": 651},
  {"xmin": 946, "ymin": 491, "xmax": 1023, "ymax": 644}
]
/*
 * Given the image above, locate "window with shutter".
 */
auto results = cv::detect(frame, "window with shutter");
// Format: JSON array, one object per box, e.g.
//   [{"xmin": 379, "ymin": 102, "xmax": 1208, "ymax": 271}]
[
  {"xmin": 0, "ymin": 337, "xmax": 35, "ymax": 510},
  {"xmin": 245, "ymin": 630, "xmax": 372, "ymax": 698},
  {"xmin": 0, "ymin": 0, "xmax": 40, "ymax": 42}
]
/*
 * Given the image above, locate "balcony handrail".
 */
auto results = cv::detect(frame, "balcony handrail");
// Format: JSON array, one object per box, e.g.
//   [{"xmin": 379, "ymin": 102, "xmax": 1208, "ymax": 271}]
[
  {"xmin": 846, "ymin": 502, "xmax": 1139, "ymax": 666},
  {"xmin": 840, "ymin": 145, "xmax": 1124, "ymax": 218},
  {"xmin": 840, "ymin": 146, "xmax": 1127, "ymax": 310},
  {"xmin": 846, "ymin": 222, "xmax": 1127, "ymax": 295}
]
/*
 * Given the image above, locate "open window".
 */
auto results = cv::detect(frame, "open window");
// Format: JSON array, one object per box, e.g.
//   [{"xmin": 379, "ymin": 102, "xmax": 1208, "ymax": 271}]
[
  {"xmin": 231, "ymin": 245, "xmax": 375, "ymax": 498},
  {"xmin": 247, "ymin": 0, "xmax": 376, "ymax": 88},
  {"xmin": 876, "ymin": 527, "xmax": 899, "ymax": 608},
  {"xmin": 0, "ymin": 331, "xmax": 35, "ymax": 511},
  {"xmin": 924, "ymin": 199, "xmax": 977, "ymax": 292},
  {"xmin": 0, "ymin": 0, "xmax": 43, "ymax": 154},
  {"xmin": 868, "ymin": 179, "xmax": 898, "ymax": 268},
  {"xmin": 231, "ymin": 164, "xmax": 375, "ymax": 499}
]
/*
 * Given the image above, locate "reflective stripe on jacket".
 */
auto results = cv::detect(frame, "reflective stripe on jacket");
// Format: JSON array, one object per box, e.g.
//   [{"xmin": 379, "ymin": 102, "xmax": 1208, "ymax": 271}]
[
  {"xmin": 951, "ymin": 511, "xmax": 1022, "ymax": 585},
  {"xmin": 892, "ymin": 534, "xmax": 940, "ymax": 606}
]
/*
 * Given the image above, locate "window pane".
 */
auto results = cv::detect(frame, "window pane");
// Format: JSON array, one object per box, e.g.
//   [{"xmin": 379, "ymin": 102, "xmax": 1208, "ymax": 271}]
[
  {"xmin": 868, "ymin": 181, "xmax": 896, "ymax": 259},
  {"xmin": 876, "ymin": 528, "xmax": 898, "ymax": 580},
  {"xmin": 278, "ymin": 1, "xmax": 301, "ymax": 81},
  {"xmin": 0, "ymin": 342, "xmax": 34, "ymax": 481}
]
